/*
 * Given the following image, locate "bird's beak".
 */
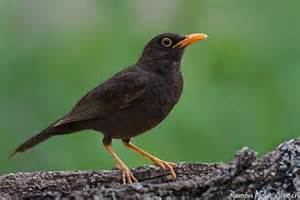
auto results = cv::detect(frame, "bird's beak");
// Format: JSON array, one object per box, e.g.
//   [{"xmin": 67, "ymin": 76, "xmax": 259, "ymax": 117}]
[{"xmin": 173, "ymin": 33, "xmax": 208, "ymax": 48}]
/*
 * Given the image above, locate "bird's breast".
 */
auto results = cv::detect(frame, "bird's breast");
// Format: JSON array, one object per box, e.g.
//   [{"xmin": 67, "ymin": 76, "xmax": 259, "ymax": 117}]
[{"xmin": 147, "ymin": 70, "xmax": 183, "ymax": 118}]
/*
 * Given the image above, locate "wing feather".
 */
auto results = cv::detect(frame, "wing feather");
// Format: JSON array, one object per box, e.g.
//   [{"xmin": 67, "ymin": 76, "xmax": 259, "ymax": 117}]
[{"xmin": 54, "ymin": 68, "xmax": 149, "ymax": 127}]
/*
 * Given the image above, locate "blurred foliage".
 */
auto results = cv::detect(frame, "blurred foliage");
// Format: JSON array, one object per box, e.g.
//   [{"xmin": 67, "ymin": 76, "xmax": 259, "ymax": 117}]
[{"xmin": 1, "ymin": 0, "xmax": 300, "ymax": 174}]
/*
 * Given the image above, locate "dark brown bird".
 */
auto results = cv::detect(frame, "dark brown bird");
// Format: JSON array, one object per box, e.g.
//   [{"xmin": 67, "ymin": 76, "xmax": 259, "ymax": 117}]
[{"xmin": 10, "ymin": 32, "xmax": 207, "ymax": 184}]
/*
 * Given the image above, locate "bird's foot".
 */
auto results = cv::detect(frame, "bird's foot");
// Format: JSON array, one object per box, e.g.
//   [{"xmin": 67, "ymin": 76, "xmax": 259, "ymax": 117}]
[
  {"xmin": 115, "ymin": 163, "xmax": 138, "ymax": 184},
  {"xmin": 151, "ymin": 158, "xmax": 177, "ymax": 179},
  {"xmin": 121, "ymin": 141, "xmax": 177, "ymax": 179}
]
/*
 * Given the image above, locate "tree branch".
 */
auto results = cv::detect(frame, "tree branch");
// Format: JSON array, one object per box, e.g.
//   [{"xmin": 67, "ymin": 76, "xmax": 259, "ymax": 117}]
[{"xmin": 1, "ymin": 139, "xmax": 299, "ymax": 199}]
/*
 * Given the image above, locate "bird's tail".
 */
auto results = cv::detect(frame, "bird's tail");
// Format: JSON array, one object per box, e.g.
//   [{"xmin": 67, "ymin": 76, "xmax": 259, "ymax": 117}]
[
  {"xmin": 9, "ymin": 130, "xmax": 53, "ymax": 158},
  {"xmin": 9, "ymin": 119, "xmax": 85, "ymax": 158}
]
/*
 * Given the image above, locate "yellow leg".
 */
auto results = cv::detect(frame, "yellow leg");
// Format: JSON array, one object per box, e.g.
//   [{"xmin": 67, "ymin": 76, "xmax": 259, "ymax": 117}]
[
  {"xmin": 122, "ymin": 141, "xmax": 176, "ymax": 179},
  {"xmin": 104, "ymin": 144, "xmax": 138, "ymax": 184}
]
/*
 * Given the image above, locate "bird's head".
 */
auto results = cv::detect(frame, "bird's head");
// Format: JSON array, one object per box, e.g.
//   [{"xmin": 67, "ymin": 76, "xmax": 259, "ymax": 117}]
[{"xmin": 138, "ymin": 33, "xmax": 207, "ymax": 73}]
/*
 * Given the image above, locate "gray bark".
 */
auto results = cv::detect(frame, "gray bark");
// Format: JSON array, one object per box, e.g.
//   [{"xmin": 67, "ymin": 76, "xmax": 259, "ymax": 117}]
[{"xmin": 0, "ymin": 139, "xmax": 299, "ymax": 199}]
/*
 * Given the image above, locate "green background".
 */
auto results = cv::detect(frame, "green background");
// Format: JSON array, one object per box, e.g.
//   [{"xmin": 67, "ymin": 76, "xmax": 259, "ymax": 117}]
[{"xmin": 1, "ymin": 1, "xmax": 299, "ymax": 174}]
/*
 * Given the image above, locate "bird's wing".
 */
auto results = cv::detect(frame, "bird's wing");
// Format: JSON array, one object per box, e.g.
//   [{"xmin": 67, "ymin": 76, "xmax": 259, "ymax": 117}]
[{"xmin": 54, "ymin": 68, "xmax": 149, "ymax": 127}]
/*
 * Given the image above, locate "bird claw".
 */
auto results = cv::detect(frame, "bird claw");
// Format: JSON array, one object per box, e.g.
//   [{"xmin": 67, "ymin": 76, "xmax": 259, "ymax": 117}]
[
  {"xmin": 152, "ymin": 159, "xmax": 177, "ymax": 179},
  {"xmin": 116, "ymin": 163, "xmax": 138, "ymax": 184}
]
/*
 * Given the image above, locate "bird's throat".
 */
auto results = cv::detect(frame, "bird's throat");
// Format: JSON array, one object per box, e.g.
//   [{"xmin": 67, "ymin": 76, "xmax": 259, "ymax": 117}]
[{"xmin": 138, "ymin": 59, "xmax": 181, "ymax": 75}]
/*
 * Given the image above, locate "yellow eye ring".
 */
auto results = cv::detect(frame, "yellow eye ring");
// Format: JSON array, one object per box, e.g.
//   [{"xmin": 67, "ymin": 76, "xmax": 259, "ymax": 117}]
[{"xmin": 161, "ymin": 37, "xmax": 172, "ymax": 47}]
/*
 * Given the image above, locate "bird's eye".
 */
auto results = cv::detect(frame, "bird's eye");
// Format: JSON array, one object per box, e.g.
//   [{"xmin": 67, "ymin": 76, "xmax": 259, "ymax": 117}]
[{"xmin": 161, "ymin": 37, "xmax": 172, "ymax": 47}]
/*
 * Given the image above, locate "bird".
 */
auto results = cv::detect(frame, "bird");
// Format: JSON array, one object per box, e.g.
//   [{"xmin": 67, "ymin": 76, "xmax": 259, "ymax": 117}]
[{"xmin": 10, "ymin": 32, "xmax": 207, "ymax": 184}]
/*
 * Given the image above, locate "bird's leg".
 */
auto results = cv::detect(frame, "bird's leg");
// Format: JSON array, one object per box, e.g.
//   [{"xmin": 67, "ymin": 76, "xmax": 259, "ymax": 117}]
[
  {"xmin": 122, "ymin": 139, "xmax": 176, "ymax": 179},
  {"xmin": 103, "ymin": 137, "xmax": 138, "ymax": 184}
]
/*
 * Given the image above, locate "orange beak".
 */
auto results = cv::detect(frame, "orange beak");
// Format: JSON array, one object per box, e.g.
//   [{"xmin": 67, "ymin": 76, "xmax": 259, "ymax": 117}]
[{"xmin": 173, "ymin": 33, "xmax": 208, "ymax": 48}]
